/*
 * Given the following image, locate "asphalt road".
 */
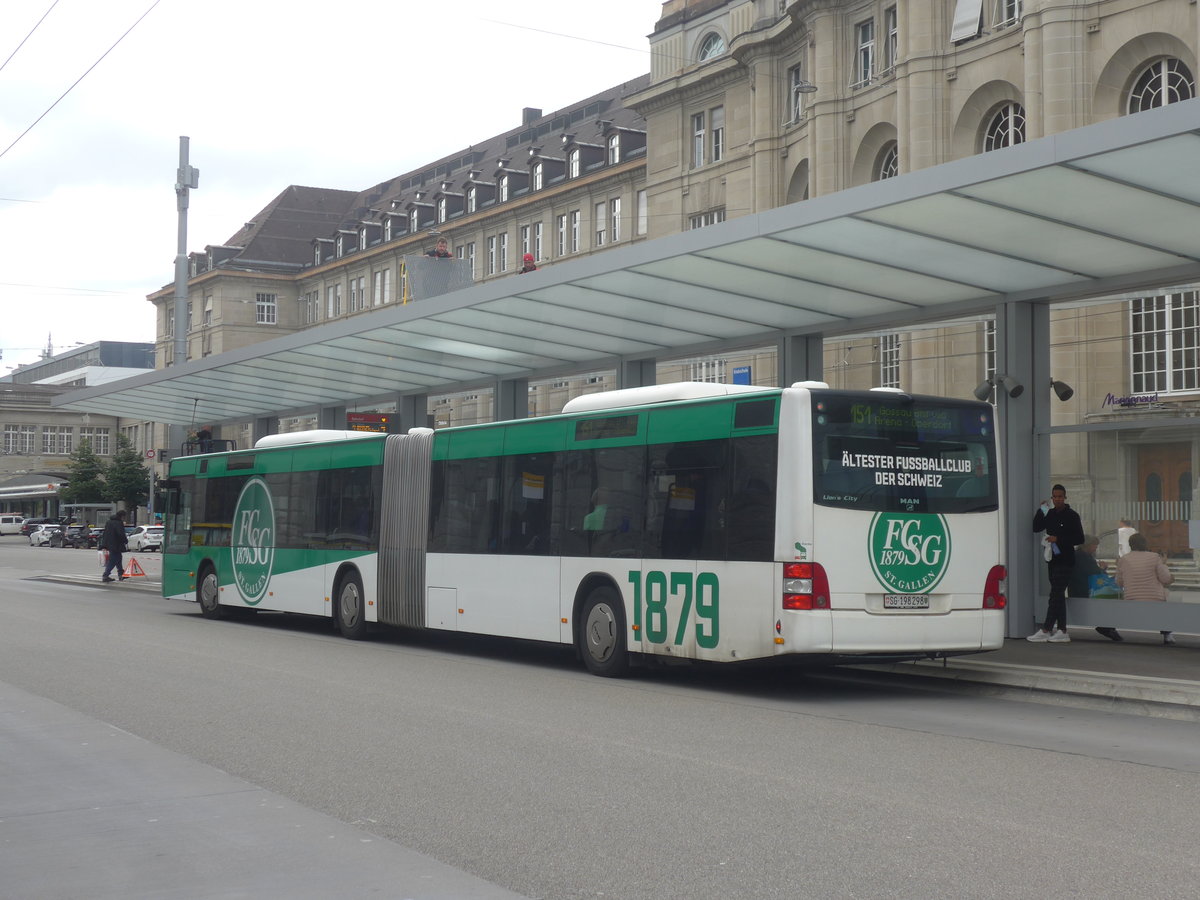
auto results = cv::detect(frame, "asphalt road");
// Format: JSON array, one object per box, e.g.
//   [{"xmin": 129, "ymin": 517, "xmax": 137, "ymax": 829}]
[{"xmin": 3, "ymin": 538, "xmax": 1199, "ymax": 899}]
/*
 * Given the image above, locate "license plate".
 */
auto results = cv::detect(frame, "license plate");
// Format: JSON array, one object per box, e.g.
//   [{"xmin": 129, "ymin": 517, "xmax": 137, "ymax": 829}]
[{"xmin": 884, "ymin": 594, "xmax": 930, "ymax": 609}]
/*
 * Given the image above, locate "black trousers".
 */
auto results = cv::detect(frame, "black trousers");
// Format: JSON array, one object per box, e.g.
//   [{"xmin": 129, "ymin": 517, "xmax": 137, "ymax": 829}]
[{"xmin": 1042, "ymin": 559, "xmax": 1073, "ymax": 632}]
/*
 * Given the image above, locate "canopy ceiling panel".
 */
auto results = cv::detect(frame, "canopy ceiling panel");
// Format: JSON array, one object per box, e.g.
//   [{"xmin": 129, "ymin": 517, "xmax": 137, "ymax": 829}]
[
  {"xmin": 858, "ymin": 194, "xmax": 1188, "ymax": 277},
  {"xmin": 53, "ymin": 99, "xmax": 1200, "ymax": 424},
  {"xmin": 700, "ymin": 239, "xmax": 968, "ymax": 305}
]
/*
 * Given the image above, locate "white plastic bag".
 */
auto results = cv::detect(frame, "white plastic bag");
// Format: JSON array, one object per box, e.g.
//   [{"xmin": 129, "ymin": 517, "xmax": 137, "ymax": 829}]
[{"xmin": 98, "ymin": 548, "xmax": 108, "ymax": 568}]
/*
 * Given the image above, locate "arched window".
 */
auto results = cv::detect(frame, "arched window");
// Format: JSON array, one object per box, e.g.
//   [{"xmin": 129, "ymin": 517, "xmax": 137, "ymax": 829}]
[
  {"xmin": 532, "ymin": 163, "xmax": 543, "ymax": 191},
  {"xmin": 698, "ymin": 32, "xmax": 725, "ymax": 61},
  {"xmin": 874, "ymin": 142, "xmax": 899, "ymax": 181},
  {"xmin": 498, "ymin": 174, "xmax": 509, "ymax": 202},
  {"xmin": 437, "ymin": 197, "xmax": 447, "ymax": 222},
  {"xmin": 568, "ymin": 149, "xmax": 580, "ymax": 178},
  {"xmin": 1128, "ymin": 58, "xmax": 1196, "ymax": 113},
  {"xmin": 984, "ymin": 102, "xmax": 1026, "ymax": 151}
]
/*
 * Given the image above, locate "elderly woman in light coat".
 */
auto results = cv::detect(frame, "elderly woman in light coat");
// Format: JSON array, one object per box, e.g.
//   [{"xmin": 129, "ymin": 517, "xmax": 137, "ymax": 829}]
[{"xmin": 1116, "ymin": 532, "xmax": 1175, "ymax": 644}]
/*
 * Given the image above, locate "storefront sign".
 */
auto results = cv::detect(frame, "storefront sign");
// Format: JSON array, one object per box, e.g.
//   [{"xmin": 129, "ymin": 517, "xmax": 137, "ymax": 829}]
[{"xmin": 1102, "ymin": 391, "xmax": 1159, "ymax": 408}]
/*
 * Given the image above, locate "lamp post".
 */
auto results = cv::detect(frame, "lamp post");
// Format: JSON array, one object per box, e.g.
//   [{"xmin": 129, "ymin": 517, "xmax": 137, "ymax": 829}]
[{"xmin": 170, "ymin": 137, "xmax": 199, "ymax": 456}]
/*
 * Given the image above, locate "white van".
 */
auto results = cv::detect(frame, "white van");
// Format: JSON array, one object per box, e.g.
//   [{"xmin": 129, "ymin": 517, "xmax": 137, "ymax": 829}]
[{"xmin": 0, "ymin": 514, "xmax": 25, "ymax": 535}]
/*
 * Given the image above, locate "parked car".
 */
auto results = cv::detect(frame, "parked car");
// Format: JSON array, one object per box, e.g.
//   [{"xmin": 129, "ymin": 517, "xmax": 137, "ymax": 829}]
[
  {"xmin": 1, "ymin": 514, "xmax": 25, "ymax": 535},
  {"xmin": 50, "ymin": 524, "xmax": 94, "ymax": 548},
  {"xmin": 20, "ymin": 517, "xmax": 54, "ymax": 537},
  {"xmin": 127, "ymin": 525, "xmax": 164, "ymax": 552},
  {"xmin": 29, "ymin": 524, "xmax": 62, "ymax": 547}
]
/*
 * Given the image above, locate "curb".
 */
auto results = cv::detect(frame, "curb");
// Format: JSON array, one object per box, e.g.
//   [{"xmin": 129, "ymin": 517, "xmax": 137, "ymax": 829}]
[
  {"xmin": 855, "ymin": 657, "xmax": 1200, "ymax": 721},
  {"xmin": 27, "ymin": 574, "xmax": 162, "ymax": 593}
]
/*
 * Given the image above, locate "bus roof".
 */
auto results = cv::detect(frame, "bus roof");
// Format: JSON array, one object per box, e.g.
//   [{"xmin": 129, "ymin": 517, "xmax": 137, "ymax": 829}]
[{"xmin": 561, "ymin": 382, "xmax": 775, "ymax": 414}]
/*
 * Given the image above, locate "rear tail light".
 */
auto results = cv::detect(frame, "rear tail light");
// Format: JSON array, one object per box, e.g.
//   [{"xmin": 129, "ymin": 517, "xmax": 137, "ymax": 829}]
[
  {"xmin": 983, "ymin": 565, "xmax": 1007, "ymax": 609},
  {"xmin": 783, "ymin": 562, "xmax": 830, "ymax": 610}
]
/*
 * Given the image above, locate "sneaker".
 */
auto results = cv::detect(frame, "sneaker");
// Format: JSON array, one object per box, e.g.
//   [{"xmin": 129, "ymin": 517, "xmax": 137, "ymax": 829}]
[
  {"xmin": 1096, "ymin": 627, "xmax": 1124, "ymax": 642},
  {"xmin": 1163, "ymin": 632, "xmax": 1176, "ymax": 645},
  {"xmin": 1026, "ymin": 629, "xmax": 1052, "ymax": 642},
  {"xmin": 1048, "ymin": 629, "xmax": 1071, "ymax": 643},
  {"xmin": 101, "ymin": 576, "xmax": 115, "ymax": 583}
]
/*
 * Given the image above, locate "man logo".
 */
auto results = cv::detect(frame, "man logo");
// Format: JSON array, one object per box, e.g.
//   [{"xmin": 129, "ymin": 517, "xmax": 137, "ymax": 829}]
[
  {"xmin": 231, "ymin": 476, "xmax": 275, "ymax": 604},
  {"xmin": 869, "ymin": 512, "xmax": 951, "ymax": 594}
]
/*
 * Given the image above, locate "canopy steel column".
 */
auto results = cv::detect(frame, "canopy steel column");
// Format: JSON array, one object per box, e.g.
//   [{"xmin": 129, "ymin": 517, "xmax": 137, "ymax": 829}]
[
  {"xmin": 252, "ymin": 417, "xmax": 277, "ymax": 445},
  {"xmin": 397, "ymin": 394, "xmax": 428, "ymax": 432},
  {"xmin": 620, "ymin": 358, "xmax": 657, "ymax": 389},
  {"xmin": 495, "ymin": 379, "xmax": 529, "ymax": 422},
  {"xmin": 997, "ymin": 301, "xmax": 1043, "ymax": 636},
  {"xmin": 319, "ymin": 406, "xmax": 346, "ymax": 430},
  {"xmin": 780, "ymin": 334, "xmax": 824, "ymax": 385}
]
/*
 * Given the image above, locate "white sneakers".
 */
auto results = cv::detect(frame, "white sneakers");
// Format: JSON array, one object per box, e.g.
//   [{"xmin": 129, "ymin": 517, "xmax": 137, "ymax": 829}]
[{"xmin": 1027, "ymin": 628, "xmax": 1070, "ymax": 643}]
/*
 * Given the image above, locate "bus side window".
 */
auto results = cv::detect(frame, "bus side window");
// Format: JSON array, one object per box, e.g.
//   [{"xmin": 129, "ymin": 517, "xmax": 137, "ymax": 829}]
[
  {"xmin": 563, "ymin": 446, "xmax": 645, "ymax": 559},
  {"xmin": 727, "ymin": 435, "xmax": 777, "ymax": 561},
  {"xmin": 431, "ymin": 457, "xmax": 500, "ymax": 554},
  {"xmin": 648, "ymin": 440, "xmax": 727, "ymax": 560},
  {"xmin": 501, "ymin": 453, "xmax": 557, "ymax": 555}
]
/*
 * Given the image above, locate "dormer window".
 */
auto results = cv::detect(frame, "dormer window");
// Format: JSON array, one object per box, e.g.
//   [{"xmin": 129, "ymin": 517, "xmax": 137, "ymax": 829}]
[
  {"xmin": 313, "ymin": 245, "xmax": 321, "ymax": 265},
  {"xmin": 335, "ymin": 234, "xmax": 344, "ymax": 257},
  {"xmin": 698, "ymin": 32, "xmax": 725, "ymax": 61},
  {"xmin": 532, "ymin": 162, "xmax": 544, "ymax": 190},
  {"xmin": 410, "ymin": 209, "xmax": 419, "ymax": 232},
  {"xmin": 607, "ymin": 134, "xmax": 620, "ymax": 164},
  {"xmin": 438, "ymin": 197, "xmax": 448, "ymax": 222},
  {"xmin": 467, "ymin": 185, "xmax": 477, "ymax": 213},
  {"xmin": 568, "ymin": 148, "xmax": 580, "ymax": 178},
  {"xmin": 499, "ymin": 174, "xmax": 510, "ymax": 202},
  {"xmin": 384, "ymin": 218, "xmax": 394, "ymax": 241}
]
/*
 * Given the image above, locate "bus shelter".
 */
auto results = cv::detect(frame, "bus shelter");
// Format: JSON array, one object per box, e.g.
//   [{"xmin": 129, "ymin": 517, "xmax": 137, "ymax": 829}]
[{"xmin": 55, "ymin": 99, "xmax": 1200, "ymax": 638}]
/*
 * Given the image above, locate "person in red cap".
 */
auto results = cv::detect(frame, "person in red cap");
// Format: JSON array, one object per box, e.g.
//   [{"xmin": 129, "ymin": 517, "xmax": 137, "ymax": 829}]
[{"xmin": 518, "ymin": 252, "xmax": 538, "ymax": 274}]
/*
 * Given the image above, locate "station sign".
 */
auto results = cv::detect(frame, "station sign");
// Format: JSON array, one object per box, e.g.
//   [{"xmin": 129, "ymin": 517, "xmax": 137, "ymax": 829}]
[{"xmin": 347, "ymin": 412, "xmax": 390, "ymax": 433}]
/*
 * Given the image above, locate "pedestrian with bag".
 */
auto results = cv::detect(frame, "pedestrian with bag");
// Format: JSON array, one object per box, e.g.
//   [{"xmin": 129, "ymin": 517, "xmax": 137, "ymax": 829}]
[{"xmin": 100, "ymin": 510, "xmax": 129, "ymax": 583}]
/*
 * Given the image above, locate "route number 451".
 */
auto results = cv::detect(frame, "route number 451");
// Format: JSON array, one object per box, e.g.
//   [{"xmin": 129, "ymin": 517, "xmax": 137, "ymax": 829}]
[{"xmin": 627, "ymin": 570, "xmax": 720, "ymax": 649}]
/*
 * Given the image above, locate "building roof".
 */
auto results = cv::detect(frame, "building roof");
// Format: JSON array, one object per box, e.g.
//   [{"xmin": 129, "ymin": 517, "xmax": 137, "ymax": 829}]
[{"xmin": 57, "ymin": 98, "xmax": 1200, "ymax": 424}]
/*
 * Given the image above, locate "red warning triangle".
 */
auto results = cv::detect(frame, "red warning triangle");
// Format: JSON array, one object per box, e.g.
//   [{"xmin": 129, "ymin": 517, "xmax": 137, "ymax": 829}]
[{"xmin": 125, "ymin": 557, "xmax": 147, "ymax": 578}]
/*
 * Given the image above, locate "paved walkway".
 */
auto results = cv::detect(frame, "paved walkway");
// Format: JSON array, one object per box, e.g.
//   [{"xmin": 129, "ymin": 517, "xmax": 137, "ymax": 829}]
[{"xmin": 862, "ymin": 629, "xmax": 1200, "ymax": 720}]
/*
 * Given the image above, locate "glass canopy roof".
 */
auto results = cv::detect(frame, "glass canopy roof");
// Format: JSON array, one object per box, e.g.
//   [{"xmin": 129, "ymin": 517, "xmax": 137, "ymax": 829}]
[{"xmin": 56, "ymin": 99, "xmax": 1200, "ymax": 424}]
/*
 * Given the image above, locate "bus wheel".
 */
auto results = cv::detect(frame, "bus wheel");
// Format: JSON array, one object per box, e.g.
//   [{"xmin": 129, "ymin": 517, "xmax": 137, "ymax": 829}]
[
  {"xmin": 579, "ymin": 586, "xmax": 629, "ymax": 677},
  {"xmin": 197, "ymin": 565, "xmax": 225, "ymax": 619},
  {"xmin": 336, "ymin": 571, "xmax": 369, "ymax": 640}
]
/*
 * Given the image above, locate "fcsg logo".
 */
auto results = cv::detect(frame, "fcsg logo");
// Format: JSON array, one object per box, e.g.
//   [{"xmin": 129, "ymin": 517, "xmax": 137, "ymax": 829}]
[
  {"xmin": 868, "ymin": 512, "xmax": 951, "ymax": 594},
  {"xmin": 231, "ymin": 476, "xmax": 276, "ymax": 604}
]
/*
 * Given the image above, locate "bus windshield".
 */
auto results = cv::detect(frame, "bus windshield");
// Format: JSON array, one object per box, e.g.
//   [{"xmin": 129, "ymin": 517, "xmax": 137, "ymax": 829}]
[{"xmin": 811, "ymin": 392, "xmax": 997, "ymax": 514}]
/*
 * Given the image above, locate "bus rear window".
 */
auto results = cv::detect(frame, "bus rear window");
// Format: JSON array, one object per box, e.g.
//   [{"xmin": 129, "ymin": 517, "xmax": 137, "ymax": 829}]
[{"xmin": 811, "ymin": 394, "xmax": 997, "ymax": 514}]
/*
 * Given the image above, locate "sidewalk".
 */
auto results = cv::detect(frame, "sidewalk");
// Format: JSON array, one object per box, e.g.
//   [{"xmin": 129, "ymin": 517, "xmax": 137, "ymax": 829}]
[
  {"xmin": 0, "ymin": 680, "xmax": 529, "ymax": 900},
  {"xmin": 861, "ymin": 629, "xmax": 1200, "ymax": 720}
]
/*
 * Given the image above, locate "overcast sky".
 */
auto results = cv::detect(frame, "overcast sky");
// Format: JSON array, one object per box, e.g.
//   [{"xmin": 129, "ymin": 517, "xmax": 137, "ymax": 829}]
[{"xmin": 0, "ymin": 0, "xmax": 655, "ymax": 375}]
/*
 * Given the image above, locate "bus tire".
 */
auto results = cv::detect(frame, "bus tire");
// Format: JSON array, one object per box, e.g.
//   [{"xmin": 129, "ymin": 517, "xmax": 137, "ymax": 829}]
[
  {"xmin": 579, "ymin": 585, "xmax": 629, "ymax": 677},
  {"xmin": 197, "ymin": 564, "xmax": 225, "ymax": 619},
  {"xmin": 336, "ymin": 570, "xmax": 369, "ymax": 640}
]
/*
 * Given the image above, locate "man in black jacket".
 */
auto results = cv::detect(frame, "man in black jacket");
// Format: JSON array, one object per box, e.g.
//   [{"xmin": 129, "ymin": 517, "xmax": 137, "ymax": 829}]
[
  {"xmin": 1028, "ymin": 484, "xmax": 1085, "ymax": 642},
  {"xmin": 100, "ymin": 510, "xmax": 129, "ymax": 583}
]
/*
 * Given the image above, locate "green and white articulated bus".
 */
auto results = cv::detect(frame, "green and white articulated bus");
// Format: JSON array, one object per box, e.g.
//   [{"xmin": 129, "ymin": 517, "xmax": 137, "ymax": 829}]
[{"xmin": 162, "ymin": 381, "xmax": 1006, "ymax": 675}]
